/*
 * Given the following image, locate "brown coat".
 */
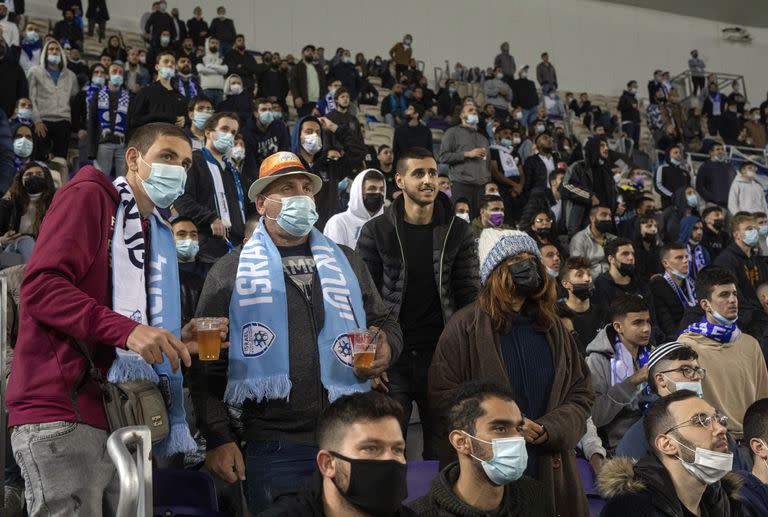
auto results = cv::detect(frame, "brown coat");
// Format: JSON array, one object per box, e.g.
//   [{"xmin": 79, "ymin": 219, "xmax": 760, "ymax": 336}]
[
  {"xmin": 389, "ymin": 42, "xmax": 412, "ymax": 66},
  {"xmin": 428, "ymin": 302, "xmax": 594, "ymax": 517}
]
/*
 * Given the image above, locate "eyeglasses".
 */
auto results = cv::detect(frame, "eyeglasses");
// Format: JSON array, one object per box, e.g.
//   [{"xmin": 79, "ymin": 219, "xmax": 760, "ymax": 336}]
[
  {"xmin": 658, "ymin": 365, "xmax": 707, "ymax": 380},
  {"xmin": 535, "ymin": 218, "xmax": 552, "ymax": 224},
  {"xmin": 664, "ymin": 411, "xmax": 728, "ymax": 434}
]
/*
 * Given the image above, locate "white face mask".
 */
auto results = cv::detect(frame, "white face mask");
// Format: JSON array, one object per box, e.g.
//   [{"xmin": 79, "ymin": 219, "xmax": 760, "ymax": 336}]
[
  {"xmin": 671, "ymin": 437, "xmax": 733, "ymax": 485},
  {"xmin": 302, "ymin": 133, "xmax": 322, "ymax": 155},
  {"xmin": 456, "ymin": 212, "xmax": 470, "ymax": 223}
]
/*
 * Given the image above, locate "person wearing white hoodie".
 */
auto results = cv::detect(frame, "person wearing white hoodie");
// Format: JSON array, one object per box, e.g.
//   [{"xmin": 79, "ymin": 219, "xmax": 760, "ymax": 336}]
[
  {"xmin": 323, "ymin": 168, "xmax": 385, "ymax": 248},
  {"xmin": 196, "ymin": 36, "xmax": 228, "ymax": 107},
  {"xmin": 728, "ymin": 161, "xmax": 768, "ymax": 215}
]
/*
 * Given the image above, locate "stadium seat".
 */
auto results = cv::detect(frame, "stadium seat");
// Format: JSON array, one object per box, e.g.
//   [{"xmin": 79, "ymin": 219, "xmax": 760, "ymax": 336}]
[
  {"xmin": 153, "ymin": 468, "xmax": 226, "ymax": 517},
  {"xmin": 576, "ymin": 458, "xmax": 606, "ymax": 517}
]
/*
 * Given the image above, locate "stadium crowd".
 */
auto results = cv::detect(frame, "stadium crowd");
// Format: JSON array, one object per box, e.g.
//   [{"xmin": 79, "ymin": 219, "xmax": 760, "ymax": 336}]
[{"xmin": 4, "ymin": 1, "xmax": 768, "ymax": 516}]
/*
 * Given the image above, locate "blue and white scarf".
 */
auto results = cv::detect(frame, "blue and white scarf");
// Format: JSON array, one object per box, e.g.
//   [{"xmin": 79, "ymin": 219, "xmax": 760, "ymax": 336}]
[
  {"xmin": 97, "ymin": 86, "xmax": 130, "ymax": 138},
  {"xmin": 107, "ymin": 177, "xmax": 196, "ymax": 457},
  {"xmin": 20, "ymin": 38, "xmax": 43, "ymax": 60},
  {"xmin": 225, "ymin": 223, "xmax": 369, "ymax": 405},
  {"xmin": 663, "ymin": 271, "xmax": 697, "ymax": 308},
  {"xmin": 201, "ymin": 147, "xmax": 246, "ymax": 230},
  {"xmin": 683, "ymin": 316, "xmax": 741, "ymax": 344},
  {"xmin": 690, "ymin": 244, "xmax": 707, "ymax": 276},
  {"xmin": 610, "ymin": 338, "xmax": 650, "ymax": 386},
  {"xmin": 177, "ymin": 76, "xmax": 198, "ymax": 98}
]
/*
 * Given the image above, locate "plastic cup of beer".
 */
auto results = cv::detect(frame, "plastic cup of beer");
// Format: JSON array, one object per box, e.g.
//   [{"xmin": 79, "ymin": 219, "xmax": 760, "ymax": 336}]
[
  {"xmin": 351, "ymin": 330, "xmax": 377, "ymax": 369},
  {"xmin": 196, "ymin": 318, "xmax": 222, "ymax": 361}
]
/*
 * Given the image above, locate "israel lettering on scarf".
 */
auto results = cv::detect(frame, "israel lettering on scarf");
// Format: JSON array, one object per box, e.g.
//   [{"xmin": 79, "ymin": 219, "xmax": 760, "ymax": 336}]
[
  {"xmin": 236, "ymin": 238, "xmax": 273, "ymax": 306},
  {"xmin": 313, "ymin": 244, "xmax": 355, "ymax": 322},
  {"xmin": 148, "ymin": 254, "xmax": 167, "ymax": 327}
]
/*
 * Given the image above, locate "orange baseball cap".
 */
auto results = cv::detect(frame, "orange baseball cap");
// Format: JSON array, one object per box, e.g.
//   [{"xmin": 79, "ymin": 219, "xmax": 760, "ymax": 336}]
[{"xmin": 247, "ymin": 151, "xmax": 323, "ymax": 201}]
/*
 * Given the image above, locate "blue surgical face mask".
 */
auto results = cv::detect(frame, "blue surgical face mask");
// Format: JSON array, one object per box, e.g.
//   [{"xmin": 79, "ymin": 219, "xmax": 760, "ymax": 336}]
[
  {"xmin": 448, "ymin": 87, "xmax": 457, "ymax": 94},
  {"xmin": 16, "ymin": 108, "xmax": 33, "ymax": 120},
  {"xmin": 26, "ymin": 31, "xmax": 40, "ymax": 42},
  {"xmin": 13, "ymin": 137, "xmax": 33, "ymax": 158},
  {"xmin": 137, "ymin": 155, "xmax": 187, "ymax": 208},
  {"xmin": 686, "ymin": 194, "xmax": 698, "ymax": 208},
  {"xmin": 671, "ymin": 158, "xmax": 682, "ymax": 166},
  {"xmin": 161, "ymin": 35, "xmax": 171, "ymax": 46},
  {"xmin": 272, "ymin": 110, "xmax": 283, "ymax": 120},
  {"xmin": 536, "ymin": 124, "xmax": 546, "ymax": 133},
  {"xmin": 463, "ymin": 432, "xmax": 528, "ymax": 485},
  {"xmin": 259, "ymin": 111, "xmax": 274, "ymax": 126},
  {"xmin": 193, "ymin": 111, "xmax": 211, "ymax": 130},
  {"xmin": 711, "ymin": 309, "xmax": 737, "ymax": 326},
  {"xmin": 670, "ymin": 269, "xmax": 688, "ymax": 281},
  {"xmin": 266, "ymin": 195, "xmax": 319, "ymax": 237},
  {"xmin": 110, "ymin": 74, "xmax": 124, "ymax": 87},
  {"xmin": 465, "ymin": 114, "xmax": 479, "ymax": 125},
  {"xmin": 47, "ymin": 54, "xmax": 62, "ymax": 65},
  {"xmin": 213, "ymin": 132, "xmax": 235, "ymax": 153},
  {"xmin": 670, "ymin": 379, "xmax": 704, "ymax": 398},
  {"xmin": 760, "ymin": 225, "xmax": 768, "ymax": 236},
  {"xmin": 159, "ymin": 66, "xmax": 175, "ymax": 80},
  {"xmin": 175, "ymin": 239, "xmax": 199, "ymax": 261},
  {"xmin": 744, "ymin": 228, "xmax": 759, "ymax": 247},
  {"xmin": 500, "ymin": 138, "xmax": 513, "ymax": 148},
  {"xmin": 546, "ymin": 266, "xmax": 559, "ymax": 278}
]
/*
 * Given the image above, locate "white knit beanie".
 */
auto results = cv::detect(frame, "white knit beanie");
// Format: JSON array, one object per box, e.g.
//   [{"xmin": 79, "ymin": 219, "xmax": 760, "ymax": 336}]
[{"xmin": 478, "ymin": 229, "xmax": 541, "ymax": 285}]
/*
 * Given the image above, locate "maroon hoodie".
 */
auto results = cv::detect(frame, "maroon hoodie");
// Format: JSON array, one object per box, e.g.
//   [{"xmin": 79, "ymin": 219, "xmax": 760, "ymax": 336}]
[{"xmin": 6, "ymin": 166, "xmax": 140, "ymax": 430}]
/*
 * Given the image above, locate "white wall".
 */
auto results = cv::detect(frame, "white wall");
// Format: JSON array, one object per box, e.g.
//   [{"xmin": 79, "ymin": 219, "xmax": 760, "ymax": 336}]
[{"xmin": 29, "ymin": 0, "xmax": 768, "ymax": 102}]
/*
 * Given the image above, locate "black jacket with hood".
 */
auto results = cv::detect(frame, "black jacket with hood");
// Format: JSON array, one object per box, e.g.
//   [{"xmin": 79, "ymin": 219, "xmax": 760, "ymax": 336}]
[
  {"xmin": 598, "ymin": 456, "xmax": 745, "ymax": 517},
  {"xmin": 659, "ymin": 186, "xmax": 699, "ymax": 244},
  {"xmin": 356, "ymin": 191, "xmax": 479, "ymax": 342}
]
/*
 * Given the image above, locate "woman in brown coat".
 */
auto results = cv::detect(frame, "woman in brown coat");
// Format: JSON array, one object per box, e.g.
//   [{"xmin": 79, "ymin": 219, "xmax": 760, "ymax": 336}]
[{"xmin": 428, "ymin": 229, "xmax": 594, "ymax": 517}]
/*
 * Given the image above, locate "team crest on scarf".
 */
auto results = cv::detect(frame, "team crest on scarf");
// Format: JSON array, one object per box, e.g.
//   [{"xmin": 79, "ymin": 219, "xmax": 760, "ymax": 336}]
[
  {"xmin": 241, "ymin": 322, "xmax": 276, "ymax": 357},
  {"xmin": 332, "ymin": 333, "xmax": 354, "ymax": 367}
]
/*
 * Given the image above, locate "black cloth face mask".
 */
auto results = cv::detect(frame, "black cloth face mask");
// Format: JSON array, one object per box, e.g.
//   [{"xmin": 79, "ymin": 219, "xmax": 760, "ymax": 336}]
[
  {"xmin": 508, "ymin": 258, "xmax": 542, "ymax": 297},
  {"xmin": 362, "ymin": 193, "xmax": 384, "ymax": 213},
  {"xmin": 571, "ymin": 282, "xmax": 594, "ymax": 301},
  {"xmin": 331, "ymin": 452, "xmax": 408, "ymax": 516}
]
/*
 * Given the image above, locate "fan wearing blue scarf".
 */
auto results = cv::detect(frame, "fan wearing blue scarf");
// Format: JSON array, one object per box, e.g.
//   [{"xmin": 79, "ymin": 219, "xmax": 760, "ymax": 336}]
[{"xmin": 191, "ymin": 151, "xmax": 403, "ymax": 515}]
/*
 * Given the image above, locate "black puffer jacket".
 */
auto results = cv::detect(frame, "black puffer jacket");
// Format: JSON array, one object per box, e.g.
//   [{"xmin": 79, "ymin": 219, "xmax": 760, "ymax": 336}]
[{"xmin": 356, "ymin": 191, "xmax": 479, "ymax": 326}]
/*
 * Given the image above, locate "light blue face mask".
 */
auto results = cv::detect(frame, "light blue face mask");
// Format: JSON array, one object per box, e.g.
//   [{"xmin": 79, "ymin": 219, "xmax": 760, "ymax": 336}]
[
  {"xmin": 193, "ymin": 111, "xmax": 211, "ymax": 130},
  {"xmin": 671, "ymin": 158, "xmax": 682, "ymax": 166},
  {"xmin": 686, "ymin": 194, "xmax": 698, "ymax": 208},
  {"xmin": 500, "ymin": 138, "xmax": 513, "ymax": 148},
  {"xmin": 272, "ymin": 110, "xmax": 283, "ymax": 120},
  {"xmin": 161, "ymin": 36, "xmax": 171, "ymax": 46},
  {"xmin": 670, "ymin": 269, "xmax": 688, "ymax": 281},
  {"xmin": 91, "ymin": 75, "xmax": 105, "ymax": 86},
  {"xmin": 16, "ymin": 108, "xmax": 33, "ymax": 120},
  {"xmin": 744, "ymin": 228, "xmax": 759, "ymax": 247},
  {"xmin": 13, "ymin": 137, "xmax": 33, "ymax": 158},
  {"xmin": 259, "ymin": 111, "xmax": 274, "ymax": 126},
  {"xmin": 175, "ymin": 239, "xmax": 199, "ymax": 261},
  {"xmin": 266, "ymin": 195, "xmax": 319, "ymax": 237},
  {"xmin": 669, "ymin": 378, "xmax": 704, "ymax": 398},
  {"xmin": 464, "ymin": 432, "xmax": 528, "ymax": 485},
  {"xmin": 26, "ymin": 31, "xmax": 40, "ymax": 42},
  {"xmin": 213, "ymin": 132, "xmax": 234, "ymax": 153},
  {"xmin": 159, "ymin": 66, "xmax": 175, "ymax": 80},
  {"xmin": 110, "ymin": 74, "xmax": 124, "ymax": 87},
  {"xmin": 465, "ymin": 114, "xmax": 479, "ymax": 125},
  {"xmin": 760, "ymin": 225, "xmax": 768, "ymax": 236},
  {"xmin": 47, "ymin": 54, "xmax": 62, "ymax": 65},
  {"xmin": 137, "ymin": 155, "xmax": 187, "ymax": 208},
  {"xmin": 712, "ymin": 309, "xmax": 737, "ymax": 326},
  {"xmin": 546, "ymin": 267, "xmax": 559, "ymax": 278}
]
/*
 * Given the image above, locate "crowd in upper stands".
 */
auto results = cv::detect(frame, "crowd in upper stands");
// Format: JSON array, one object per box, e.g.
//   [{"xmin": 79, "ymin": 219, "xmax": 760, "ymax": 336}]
[{"xmin": 4, "ymin": 1, "xmax": 768, "ymax": 516}]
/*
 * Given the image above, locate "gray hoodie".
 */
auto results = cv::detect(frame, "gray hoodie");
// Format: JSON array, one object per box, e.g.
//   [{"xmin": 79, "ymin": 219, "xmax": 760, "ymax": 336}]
[
  {"xmin": 438, "ymin": 125, "xmax": 491, "ymax": 186},
  {"xmin": 196, "ymin": 37, "xmax": 228, "ymax": 90},
  {"xmin": 27, "ymin": 39, "xmax": 78, "ymax": 122},
  {"xmin": 585, "ymin": 325, "xmax": 645, "ymax": 450}
]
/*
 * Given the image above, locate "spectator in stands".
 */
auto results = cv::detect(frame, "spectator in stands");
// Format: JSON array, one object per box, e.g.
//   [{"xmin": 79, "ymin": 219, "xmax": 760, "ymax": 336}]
[
  {"xmin": 494, "ymin": 41, "xmax": 516, "ymax": 83},
  {"xmin": 124, "ymin": 47, "xmax": 150, "ymax": 94},
  {"xmin": 171, "ymin": 215, "xmax": 204, "ymax": 324},
  {"xmin": 331, "ymin": 49, "xmax": 362, "ymax": 103},
  {"xmin": 437, "ymin": 79, "xmax": 462, "ymax": 121},
  {"xmin": 678, "ymin": 266, "xmax": 768, "ymax": 437},
  {"xmin": 325, "ymin": 88, "xmax": 367, "ymax": 171},
  {"xmin": 71, "ymin": 62, "xmax": 107, "ymax": 160},
  {"xmin": 483, "ymin": 66, "xmax": 512, "ymax": 120},
  {"xmin": 324, "ymin": 168, "xmax": 384, "ymax": 248},
  {"xmin": 439, "ymin": 103, "xmax": 490, "ymax": 217},
  {"xmin": 196, "ymin": 37, "xmax": 227, "ymax": 107},
  {"xmin": 540, "ymin": 241, "xmax": 561, "ymax": 281},
  {"xmin": 175, "ymin": 55, "xmax": 200, "ymax": 100},
  {"xmin": 757, "ymin": 213, "xmax": 768, "ymax": 258},
  {"xmin": 357, "ymin": 147, "xmax": 477, "ymax": 459},
  {"xmin": 703, "ymin": 82, "xmax": 726, "ymax": 137},
  {"xmin": 559, "ymin": 256, "xmax": 607, "ymax": 354},
  {"xmin": 721, "ymin": 99, "xmax": 743, "ymax": 145},
  {"xmin": 224, "ymin": 34, "xmax": 258, "ymax": 95},
  {"xmin": 67, "ymin": 47, "xmax": 89, "ymax": 87},
  {"xmin": 700, "ymin": 205, "xmax": 729, "ymax": 260},
  {"xmin": 586, "ymin": 295, "xmax": 651, "ymax": 453},
  {"xmin": 145, "ymin": 29, "xmax": 177, "ymax": 74},
  {"xmin": 646, "ymin": 69, "xmax": 664, "ymax": 100},
  {"xmin": 696, "ymin": 143, "xmax": 735, "ymax": 209},
  {"xmin": 316, "ymin": 78, "xmax": 341, "ymax": 117},
  {"xmin": 687, "ymin": 50, "xmax": 707, "ymax": 96},
  {"xmin": 389, "ymin": 33, "xmax": 412, "ymax": 77},
  {"xmin": 259, "ymin": 53, "xmax": 290, "ymax": 110},
  {"xmin": 102, "ymin": 35, "xmax": 127, "ymax": 63},
  {"xmin": 683, "ymin": 106, "xmax": 705, "ymax": 152},
  {"xmin": 429, "ymin": 229, "xmax": 593, "ymax": 517},
  {"xmin": 87, "ymin": 62, "xmax": 130, "ymax": 176},
  {"xmin": 412, "ymin": 381, "xmax": 553, "ymax": 516},
  {"xmin": 655, "ymin": 146, "xmax": 691, "ymax": 209},
  {"xmin": 512, "ymin": 66, "xmax": 539, "ymax": 126},
  {"xmin": 651, "ymin": 243, "xmax": 698, "ymax": 340},
  {"xmin": 242, "ymin": 97, "xmax": 291, "ymax": 181},
  {"xmin": 729, "ymin": 161, "xmax": 768, "ymax": 215},
  {"xmin": 128, "ymin": 51, "xmax": 188, "ymax": 133},
  {"xmin": 489, "ymin": 124, "xmax": 526, "ymax": 220},
  {"xmin": 633, "ymin": 215, "xmax": 663, "ymax": 284},
  {"xmin": 208, "ymin": 6, "xmax": 236, "ymax": 56},
  {"xmin": 392, "ymin": 103, "xmax": 433, "ymax": 164},
  {"xmin": 290, "ymin": 44, "xmax": 326, "ymax": 117},
  {"xmin": 600, "ymin": 390, "xmax": 741, "ymax": 516},
  {"xmin": 85, "ymin": 0, "xmax": 108, "ymax": 41},
  {"xmin": 536, "ymin": 52, "xmax": 558, "ymax": 94},
  {"xmin": 175, "ymin": 111, "xmax": 246, "ymax": 268},
  {"xmin": 99, "ymin": 52, "xmax": 113, "ymax": 71},
  {"xmin": 742, "ymin": 107, "xmax": 767, "ymax": 149},
  {"xmin": 529, "ymin": 210, "xmax": 558, "ymax": 248},
  {"xmin": 356, "ymin": 65, "xmax": 378, "ymax": 106},
  {"xmin": 0, "ymin": 3, "xmax": 19, "ymax": 49},
  {"xmin": 680, "ymin": 216, "xmax": 709, "ymax": 280},
  {"xmin": 660, "ymin": 185, "xmax": 700, "ymax": 245},
  {"xmin": 53, "ymin": 7, "xmax": 82, "ymax": 50},
  {"xmin": 28, "ymin": 39, "xmax": 78, "ymax": 161},
  {"xmin": 259, "ymin": 392, "xmax": 414, "ymax": 517},
  {"xmin": 381, "ymin": 81, "xmax": 408, "ymax": 128},
  {"xmin": 184, "ymin": 95, "xmax": 212, "ymax": 151},
  {"xmin": 738, "ymin": 398, "xmax": 768, "ymax": 516},
  {"xmin": 18, "ymin": 21, "xmax": 42, "ymax": 74},
  {"xmin": 618, "ymin": 80, "xmax": 641, "ymax": 146},
  {"xmin": 177, "ymin": 36, "xmax": 197, "ymax": 68},
  {"xmin": 144, "ymin": 0, "xmax": 176, "ymax": 49},
  {"xmin": 186, "ymin": 6, "xmax": 208, "ymax": 47},
  {"xmin": 646, "ymin": 88, "xmax": 674, "ymax": 144},
  {"xmin": 0, "ymin": 161, "xmax": 55, "ymax": 266},
  {"xmin": 7, "ymin": 123, "xmax": 199, "ymax": 516},
  {"xmin": 454, "ymin": 197, "xmax": 471, "ymax": 222},
  {"xmin": 522, "ymin": 132, "xmax": 557, "ymax": 198},
  {"xmin": 218, "ymin": 74, "xmax": 252, "ymax": 124},
  {"xmin": 10, "ymin": 123, "xmax": 34, "ymax": 174},
  {"xmin": 192, "ymin": 151, "xmax": 401, "ymax": 514},
  {"xmin": 0, "ymin": 38, "xmax": 27, "ymax": 118},
  {"xmin": 594, "ymin": 238, "xmax": 641, "ymax": 307},
  {"xmin": 169, "ymin": 7, "xmax": 187, "ymax": 41},
  {"xmin": 570, "ymin": 205, "xmax": 615, "ymax": 277},
  {"xmin": 469, "ymin": 195, "xmax": 509, "ymax": 239}
]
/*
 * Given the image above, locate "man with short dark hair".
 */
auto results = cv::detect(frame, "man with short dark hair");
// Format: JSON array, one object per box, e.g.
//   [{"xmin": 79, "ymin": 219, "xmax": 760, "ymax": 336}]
[
  {"xmin": 599, "ymin": 390, "xmax": 742, "ymax": 516},
  {"xmin": 559, "ymin": 256, "xmax": 608, "ymax": 354},
  {"xmin": 325, "ymin": 87, "xmax": 367, "ymax": 171},
  {"xmin": 171, "ymin": 217, "xmax": 204, "ymax": 325},
  {"xmin": 700, "ymin": 205, "xmax": 728, "ymax": 260},
  {"xmin": 260, "ymin": 391, "xmax": 416, "ymax": 516},
  {"xmin": 187, "ymin": 6, "xmax": 209, "ymax": 48},
  {"xmin": 523, "ymin": 132, "xmax": 558, "ymax": 197},
  {"xmin": 570, "ymin": 205, "xmax": 616, "ymax": 277},
  {"xmin": 185, "ymin": 95, "xmax": 213, "ymax": 151},
  {"xmin": 357, "ymin": 146, "xmax": 479, "ymax": 459},
  {"xmin": 88, "ymin": 61, "xmax": 130, "ymax": 176},
  {"xmin": 470, "ymin": 195, "xmax": 509, "ymax": 239},
  {"xmin": 536, "ymin": 52, "xmax": 558, "ymax": 94},
  {"xmin": 650, "ymin": 243, "xmax": 698, "ymax": 340},
  {"xmin": 618, "ymin": 80, "xmax": 641, "ymax": 146},
  {"xmin": 738, "ymin": 398, "xmax": 768, "ymax": 516},
  {"xmin": 175, "ymin": 55, "xmax": 201, "ymax": 100},
  {"xmin": 290, "ymin": 44, "xmax": 326, "ymax": 117},
  {"xmin": 208, "ymin": 6, "xmax": 236, "ymax": 56},
  {"xmin": 586, "ymin": 295, "xmax": 652, "ymax": 452},
  {"xmin": 128, "ymin": 51, "xmax": 188, "ymax": 134},
  {"xmin": 7, "ymin": 123, "xmax": 202, "ymax": 516},
  {"xmin": 242, "ymin": 97, "xmax": 291, "ymax": 181},
  {"xmin": 144, "ymin": 0, "xmax": 176, "ymax": 49},
  {"xmin": 393, "ymin": 103, "xmax": 433, "ymax": 165},
  {"xmin": 53, "ymin": 8, "xmax": 83, "ymax": 50},
  {"xmin": 411, "ymin": 382, "xmax": 553, "ymax": 516},
  {"xmin": 696, "ymin": 143, "xmax": 736, "ymax": 208},
  {"xmin": 594, "ymin": 237, "xmax": 641, "ymax": 306},
  {"xmin": 633, "ymin": 214, "xmax": 663, "ymax": 284},
  {"xmin": 224, "ymin": 34, "xmax": 258, "ymax": 95}
]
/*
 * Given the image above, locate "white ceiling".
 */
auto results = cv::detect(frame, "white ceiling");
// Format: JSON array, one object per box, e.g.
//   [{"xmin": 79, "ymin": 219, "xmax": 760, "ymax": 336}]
[{"xmin": 596, "ymin": 0, "xmax": 768, "ymax": 28}]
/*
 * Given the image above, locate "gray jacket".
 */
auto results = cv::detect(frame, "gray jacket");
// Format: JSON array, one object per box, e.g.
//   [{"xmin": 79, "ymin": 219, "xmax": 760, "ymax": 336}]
[
  {"xmin": 494, "ymin": 52, "xmax": 516, "ymax": 78},
  {"xmin": 569, "ymin": 226, "xmax": 615, "ymax": 278},
  {"xmin": 27, "ymin": 41, "xmax": 79, "ymax": 122},
  {"xmin": 483, "ymin": 77, "xmax": 512, "ymax": 111},
  {"xmin": 536, "ymin": 61, "xmax": 558, "ymax": 87},
  {"xmin": 585, "ymin": 326, "xmax": 645, "ymax": 450},
  {"xmin": 438, "ymin": 125, "xmax": 491, "ymax": 186},
  {"xmin": 189, "ymin": 244, "xmax": 403, "ymax": 449}
]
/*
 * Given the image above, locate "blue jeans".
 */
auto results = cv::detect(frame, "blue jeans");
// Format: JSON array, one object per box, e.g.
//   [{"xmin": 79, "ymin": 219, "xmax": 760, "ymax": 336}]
[
  {"xmin": 244, "ymin": 440, "xmax": 318, "ymax": 514},
  {"xmin": 204, "ymin": 89, "xmax": 224, "ymax": 108},
  {"xmin": 522, "ymin": 107, "xmax": 538, "ymax": 126}
]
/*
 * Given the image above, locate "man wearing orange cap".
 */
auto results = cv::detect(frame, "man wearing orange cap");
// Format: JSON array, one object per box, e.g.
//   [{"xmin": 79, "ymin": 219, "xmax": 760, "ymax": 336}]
[{"xmin": 190, "ymin": 151, "xmax": 403, "ymax": 514}]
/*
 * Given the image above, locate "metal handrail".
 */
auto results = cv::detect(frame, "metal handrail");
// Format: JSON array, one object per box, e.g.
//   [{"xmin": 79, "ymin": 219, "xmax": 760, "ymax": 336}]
[
  {"xmin": 107, "ymin": 426, "xmax": 153, "ymax": 517},
  {"xmin": 0, "ymin": 276, "xmax": 7, "ymax": 512}
]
